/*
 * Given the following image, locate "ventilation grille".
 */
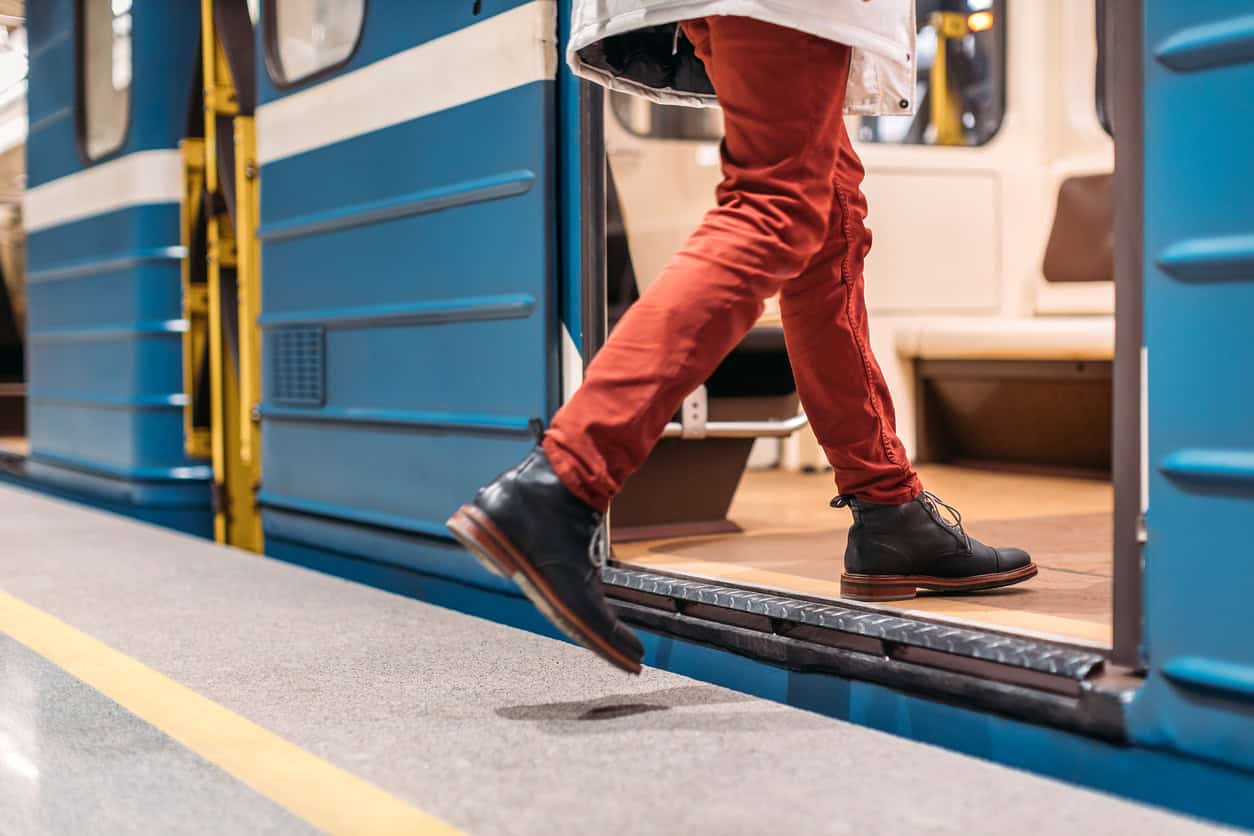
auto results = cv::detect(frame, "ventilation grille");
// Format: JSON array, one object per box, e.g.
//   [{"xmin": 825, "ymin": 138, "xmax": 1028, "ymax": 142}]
[{"xmin": 271, "ymin": 326, "xmax": 325, "ymax": 407}]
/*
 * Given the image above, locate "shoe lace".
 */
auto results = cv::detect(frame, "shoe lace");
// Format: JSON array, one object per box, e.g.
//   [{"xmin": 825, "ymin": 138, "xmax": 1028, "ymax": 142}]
[
  {"xmin": 919, "ymin": 490, "xmax": 970, "ymax": 551},
  {"xmin": 588, "ymin": 513, "xmax": 609, "ymax": 568},
  {"xmin": 830, "ymin": 494, "xmax": 862, "ymax": 523}
]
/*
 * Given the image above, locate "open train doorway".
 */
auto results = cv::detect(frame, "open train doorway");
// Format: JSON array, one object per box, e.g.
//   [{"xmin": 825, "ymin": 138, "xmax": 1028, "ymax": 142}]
[
  {"xmin": 0, "ymin": 16, "xmax": 24, "ymax": 461},
  {"xmin": 599, "ymin": 0, "xmax": 1126, "ymax": 650}
]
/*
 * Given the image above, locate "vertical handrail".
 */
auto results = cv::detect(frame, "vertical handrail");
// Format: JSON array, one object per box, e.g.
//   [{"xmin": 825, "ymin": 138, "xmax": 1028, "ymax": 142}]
[{"xmin": 930, "ymin": 11, "xmax": 968, "ymax": 147}]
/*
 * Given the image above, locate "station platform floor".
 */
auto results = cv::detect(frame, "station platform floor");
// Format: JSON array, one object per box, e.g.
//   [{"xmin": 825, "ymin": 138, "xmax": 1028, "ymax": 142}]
[{"xmin": 0, "ymin": 483, "xmax": 1230, "ymax": 835}]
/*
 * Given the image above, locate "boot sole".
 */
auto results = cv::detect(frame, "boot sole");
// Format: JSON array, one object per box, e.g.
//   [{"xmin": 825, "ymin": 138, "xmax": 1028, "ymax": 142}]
[
  {"xmin": 446, "ymin": 505, "xmax": 643, "ymax": 675},
  {"xmin": 840, "ymin": 563, "xmax": 1039, "ymax": 602}
]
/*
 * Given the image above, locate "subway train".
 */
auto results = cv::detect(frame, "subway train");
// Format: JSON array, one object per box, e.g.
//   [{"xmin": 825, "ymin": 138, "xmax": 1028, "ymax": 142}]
[{"xmin": 4, "ymin": 0, "xmax": 1254, "ymax": 827}]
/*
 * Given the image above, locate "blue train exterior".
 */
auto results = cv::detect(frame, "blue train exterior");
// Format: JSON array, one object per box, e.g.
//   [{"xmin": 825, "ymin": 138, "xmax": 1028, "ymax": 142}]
[
  {"xmin": 15, "ymin": 1, "xmax": 1254, "ymax": 828},
  {"xmin": 20, "ymin": 0, "xmax": 209, "ymax": 534},
  {"xmin": 255, "ymin": 0, "xmax": 561, "ymax": 599}
]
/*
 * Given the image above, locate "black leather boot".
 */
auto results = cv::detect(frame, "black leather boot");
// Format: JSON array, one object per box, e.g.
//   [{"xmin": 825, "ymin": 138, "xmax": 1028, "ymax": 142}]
[
  {"xmin": 835, "ymin": 491, "xmax": 1036, "ymax": 602},
  {"xmin": 447, "ymin": 446, "xmax": 644, "ymax": 674}
]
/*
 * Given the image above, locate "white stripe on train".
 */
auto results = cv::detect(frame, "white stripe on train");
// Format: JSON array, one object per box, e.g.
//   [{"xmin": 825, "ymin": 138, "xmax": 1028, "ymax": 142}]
[
  {"xmin": 24, "ymin": 149, "xmax": 182, "ymax": 234},
  {"xmin": 23, "ymin": 1, "xmax": 558, "ymax": 233},
  {"xmin": 257, "ymin": 0, "xmax": 558, "ymax": 165}
]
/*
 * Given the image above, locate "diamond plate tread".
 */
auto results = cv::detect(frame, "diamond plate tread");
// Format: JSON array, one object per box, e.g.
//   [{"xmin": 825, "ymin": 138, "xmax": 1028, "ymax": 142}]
[{"xmin": 603, "ymin": 566, "xmax": 1105, "ymax": 681}]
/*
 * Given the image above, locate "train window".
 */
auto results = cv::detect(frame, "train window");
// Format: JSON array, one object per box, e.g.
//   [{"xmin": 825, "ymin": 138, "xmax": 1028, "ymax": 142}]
[
  {"xmin": 610, "ymin": 91, "xmax": 723, "ymax": 141},
  {"xmin": 79, "ymin": 0, "xmax": 132, "ymax": 161},
  {"xmin": 858, "ymin": 0, "xmax": 1007, "ymax": 147},
  {"xmin": 266, "ymin": 0, "xmax": 366, "ymax": 86}
]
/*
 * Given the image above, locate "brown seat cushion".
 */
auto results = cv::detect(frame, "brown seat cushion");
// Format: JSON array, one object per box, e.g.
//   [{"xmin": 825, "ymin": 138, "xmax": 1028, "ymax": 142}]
[{"xmin": 1042, "ymin": 173, "xmax": 1114, "ymax": 283}]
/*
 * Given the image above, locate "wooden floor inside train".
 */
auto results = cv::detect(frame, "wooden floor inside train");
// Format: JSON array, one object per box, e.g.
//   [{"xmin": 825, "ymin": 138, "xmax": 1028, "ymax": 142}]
[{"xmin": 613, "ymin": 465, "xmax": 1113, "ymax": 646}]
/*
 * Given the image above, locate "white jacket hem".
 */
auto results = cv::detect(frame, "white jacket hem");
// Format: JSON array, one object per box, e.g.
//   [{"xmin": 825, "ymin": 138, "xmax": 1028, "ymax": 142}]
[{"xmin": 567, "ymin": 0, "xmax": 916, "ymax": 116}]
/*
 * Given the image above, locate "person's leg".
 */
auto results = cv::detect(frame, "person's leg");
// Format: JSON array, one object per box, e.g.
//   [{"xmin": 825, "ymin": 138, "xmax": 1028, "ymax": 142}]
[
  {"xmin": 778, "ymin": 118, "xmax": 923, "ymax": 504},
  {"xmin": 450, "ymin": 19, "xmax": 1036, "ymax": 672},
  {"xmin": 543, "ymin": 17, "xmax": 856, "ymax": 512},
  {"xmin": 449, "ymin": 18, "xmax": 859, "ymax": 673},
  {"xmin": 780, "ymin": 120, "xmax": 1034, "ymax": 603}
]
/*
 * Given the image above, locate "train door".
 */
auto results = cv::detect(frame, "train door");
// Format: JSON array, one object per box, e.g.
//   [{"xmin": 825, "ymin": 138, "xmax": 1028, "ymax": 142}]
[
  {"xmin": 253, "ymin": 2, "xmax": 561, "ymax": 568},
  {"xmin": 1127, "ymin": 0, "xmax": 1254, "ymax": 769},
  {"xmin": 18, "ymin": 1, "xmax": 210, "ymax": 533},
  {"xmin": 601, "ymin": 0, "xmax": 1122, "ymax": 649}
]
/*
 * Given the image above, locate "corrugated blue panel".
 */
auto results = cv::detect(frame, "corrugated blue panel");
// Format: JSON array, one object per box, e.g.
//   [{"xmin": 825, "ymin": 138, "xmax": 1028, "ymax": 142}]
[
  {"xmin": 26, "ymin": 209, "xmax": 192, "ymax": 480},
  {"xmin": 23, "ymin": 2, "xmax": 209, "ymax": 527},
  {"xmin": 1154, "ymin": 12, "xmax": 1254, "ymax": 71},
  {"xmin": 264, "ymin": 315, "xmax": 544, "ymax": 420},
  {"xmin": 262, "ymin": 507, "xmax": 517, "ymax": 595},
  {"xmin": 27, "ymin": 255, "xmax": 183, "ymax": 335},
  {"xmin": 259, "ymin": 23, "xmax": 557, "ymax": 542},
  {"xmin": 28, "ymin": 332, "xmax": 182, "ymax": 399},
  {"xmin": 260, "ymin": 424, "xmax": 533, "ymax": 533},
  {"xmin": 26, "ymin": 205, "xmax": 182, "ymax": 269},
  {"xmin": 1128, "ymin": 0, "xmax": 1254, "ymax": 772},
  {"xmin": 27, "ymin": 402, "xmax": 197, "ymax": 477},
  {"xmin": 261, "ymin": 178, "xmax": 548, "ymax": 314},
  {"xmin": 25, "ymin": 2, "xmax": 76, "ymax": 189}
]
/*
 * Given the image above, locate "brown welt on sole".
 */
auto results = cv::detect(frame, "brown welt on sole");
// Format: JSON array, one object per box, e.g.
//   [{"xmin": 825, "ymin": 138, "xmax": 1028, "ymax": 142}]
[
  {"xmin": 839, "ymin": 563, "xmax": 1039, "ymax": 602},
  {"xmin": 446, "ymin": 505, "xmax": 643, "ymax": 675}
]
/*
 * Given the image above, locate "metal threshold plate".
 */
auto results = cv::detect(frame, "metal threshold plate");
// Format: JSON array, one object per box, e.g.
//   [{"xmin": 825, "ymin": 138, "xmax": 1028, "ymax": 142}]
[{"xmin": 603, "ymin": 565, "xmax": 1106, "ymax": 682}]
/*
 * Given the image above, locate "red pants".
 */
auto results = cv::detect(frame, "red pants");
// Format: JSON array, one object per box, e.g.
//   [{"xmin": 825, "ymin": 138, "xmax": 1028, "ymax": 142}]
[{"xmin": 545, "ymin": 16, "xmax": 922, "ymax": 512}]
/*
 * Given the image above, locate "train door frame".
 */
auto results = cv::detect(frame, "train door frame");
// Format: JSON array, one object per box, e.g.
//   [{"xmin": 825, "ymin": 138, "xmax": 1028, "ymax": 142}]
[
  {"xmin": 180, "ymin": 0, "xmax": 264, "ymax": 551},
  {"xmin": 577, "ymin": 1, "xmax": 1146, "ymax": 673},
  {"xmin": 577, "ymin": 87, "xmax": 607, "ymax": 373},
  {"xmin": 1105, "ymin": 0, "xmax": 1144, "ymax": 671}
]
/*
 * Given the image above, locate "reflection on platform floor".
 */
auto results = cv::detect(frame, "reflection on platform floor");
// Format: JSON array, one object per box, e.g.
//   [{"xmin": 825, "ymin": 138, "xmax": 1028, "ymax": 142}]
[
  {"xmin": 0, "ymin": 635, "xmax": 315, "ymax": 835},
  {"xmin": 615, "ymin": 466, "xmax": 1113, "ymax": 645}
]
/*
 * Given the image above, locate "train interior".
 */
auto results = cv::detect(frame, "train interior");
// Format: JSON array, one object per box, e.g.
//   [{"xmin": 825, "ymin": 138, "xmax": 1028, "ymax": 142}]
[
  {"xmin": 603, "ymin": 0, "xmax": 1117, "ymax": 647},
  {"xmin": 0, "ymin": 19, "xmax": 20, "ymax": 460}
]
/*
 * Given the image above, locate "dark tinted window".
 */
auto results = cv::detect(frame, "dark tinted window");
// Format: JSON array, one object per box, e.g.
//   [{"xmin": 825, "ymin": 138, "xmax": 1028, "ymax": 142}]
[{"xmin": 858, "ymin": 0, "xmax": 1007, "ymax": 147}]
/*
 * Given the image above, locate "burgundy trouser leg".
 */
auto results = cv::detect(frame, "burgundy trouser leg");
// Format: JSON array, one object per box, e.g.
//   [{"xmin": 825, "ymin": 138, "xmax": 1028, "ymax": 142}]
[
  {"xmin": 778, "ymin": 119, "xmax": 921, "ymax": 503},
  {"xmin": 544, "ymin": 16, "xmax": 921, "ymax": 511}
]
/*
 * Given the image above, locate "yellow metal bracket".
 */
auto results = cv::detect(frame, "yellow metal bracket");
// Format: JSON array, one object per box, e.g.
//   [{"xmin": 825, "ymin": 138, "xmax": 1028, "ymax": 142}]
[
  {"xmin": 179, "ymin": 0, "xmax": 264, "ymax": 552},
  {"xmin": 179, "ymin": 138, "xmax": 212, "ymax": 460}
]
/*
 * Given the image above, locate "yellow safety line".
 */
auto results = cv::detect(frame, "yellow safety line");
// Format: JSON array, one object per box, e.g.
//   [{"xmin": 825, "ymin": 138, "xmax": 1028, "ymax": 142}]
[{"xmin": 0, "ymin": 590, "xmax": 460, "ymax": 836}]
